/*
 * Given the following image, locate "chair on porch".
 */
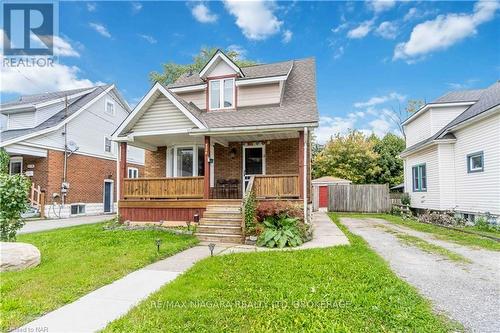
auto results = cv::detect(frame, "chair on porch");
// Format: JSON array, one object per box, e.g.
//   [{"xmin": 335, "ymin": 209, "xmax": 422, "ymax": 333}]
[{"xmin": 211, "ymin": 179, "xmax": 241, "ymax": 199}]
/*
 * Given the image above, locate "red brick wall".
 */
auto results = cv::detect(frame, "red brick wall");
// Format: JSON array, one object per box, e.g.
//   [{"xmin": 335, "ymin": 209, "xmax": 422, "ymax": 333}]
[
  {"xmin": 22, "ymin": 150, "xmax": 143, "ymax": 204},
  {"xmin": 144, "ymin": 146, "xmax": 166, "ymax": 177}
]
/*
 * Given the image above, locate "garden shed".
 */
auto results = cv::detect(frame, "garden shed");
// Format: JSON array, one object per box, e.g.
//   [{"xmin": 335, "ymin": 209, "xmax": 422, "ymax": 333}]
[{"xmin": 312, "ymin": 176, "xmax": 352, "ymax": 210}]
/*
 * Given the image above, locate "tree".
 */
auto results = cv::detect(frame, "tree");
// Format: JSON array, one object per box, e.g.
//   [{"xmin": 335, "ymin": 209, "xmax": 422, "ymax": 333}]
[
  {"xmin": 406, "ymin": 99, "xmax": 425, "ymax": 114},
  {"xmin": 312, "ymin": 131, "xmax": 381, "ymax": 184},
  {"xmin": 150, "ymin": 47, "xmax": 257, "ymax": 85},
  {"xmin": 371, "ymin": 133, "xmax": 406, "ymax": 187},
  {"xmin": 0, "ymin": 148, "xmax": 30, "ymax": 241}
]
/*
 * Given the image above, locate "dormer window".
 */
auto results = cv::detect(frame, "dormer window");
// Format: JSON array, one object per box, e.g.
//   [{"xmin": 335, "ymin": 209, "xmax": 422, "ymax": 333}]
[
  {"xmin": 209, "ymin": 78, "xmax": 234, "ymax": 110},
  {"xmin": 105, "ymin": 100, "xmax": 115, "ymax": 116}
]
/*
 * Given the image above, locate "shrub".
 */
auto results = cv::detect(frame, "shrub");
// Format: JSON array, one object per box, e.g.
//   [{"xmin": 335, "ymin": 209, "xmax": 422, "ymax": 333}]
[
  {"xmin": 401, "ymin": 193, "xmax": 411, "ymax": 206},
  {"xmin": 256, "ymin": 201, "xmax": 303, "ymax": 223},
  {"xmin": 0, "ymin": 149, "xmax": 31, "ymax": 241},
  {"xmin": 256, "ymin": 215, "xmax": 303, "ymax": 248},
  {"xmin": 474, "ymin": 217, "xmax": 500, "ymax": 232},
  {"xmin": 242, "ymin": 191, "xmax": 257, "ymax": 236}
]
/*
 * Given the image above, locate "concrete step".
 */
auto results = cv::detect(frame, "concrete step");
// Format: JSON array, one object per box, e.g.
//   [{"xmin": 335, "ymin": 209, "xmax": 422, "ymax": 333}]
[
  {"xmin": 195, "ymin": 233, "xmax": 243, "ymax": 244},
  {"xmin": 203, "ymin": 211, "xmax": 242, "ymax": 219},
  {"xmin": 199, "ymin": 218, "xmax": 242, "ymax": 226},
  {"xmin": 206, "ymin": 205, "xmax": 241, "ymax": 213},
  {"xmin": 197, "ymin": 225, "xmax": 242, "ymax": 235}
]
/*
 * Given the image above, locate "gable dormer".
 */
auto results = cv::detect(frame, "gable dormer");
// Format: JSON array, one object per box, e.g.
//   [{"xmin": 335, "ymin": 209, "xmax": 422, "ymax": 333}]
[{"xmin": 199, "ymin": 50, "xmax": 244, "ymax": 80}]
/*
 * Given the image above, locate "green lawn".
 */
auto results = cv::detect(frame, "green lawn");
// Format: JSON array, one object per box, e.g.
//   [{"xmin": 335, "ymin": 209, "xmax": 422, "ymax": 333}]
[
  {"xmin": 339, "ymin": 213, "xmax": 500, "ymax": 251},
  {"xmin": 0, "ymin": 223, "xmax": 198, "ymax": 331},
  {"xmin": 103, "ymin": 214, "xmax": 459, "ymax": 332}
]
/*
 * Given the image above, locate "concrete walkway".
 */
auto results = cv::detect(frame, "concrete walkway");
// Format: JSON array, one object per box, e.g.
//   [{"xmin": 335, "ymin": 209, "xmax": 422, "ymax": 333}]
[
  {"xmin": 19, "ymin": 215, "xmax": 112, "ymax": 234},
  {"xmin": 18, "ymin": 211, "xmax": 347, "ymax": 333}
]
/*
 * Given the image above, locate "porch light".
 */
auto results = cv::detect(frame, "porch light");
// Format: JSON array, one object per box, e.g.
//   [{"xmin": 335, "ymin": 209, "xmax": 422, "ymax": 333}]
[
  {"xmin": 208, "ymin": 243, "xmax": 216, "ymax": 256},
  {"xmin": 155, "ymin": 238, "xmax": 162, "ymax": 253},
  {"xmin": 193, "ymin": 214, "xmax": 199, "ymax": 223},
  {"xmin": 229, "ymin": 147, "xmax": 237, "ymax": 159}
]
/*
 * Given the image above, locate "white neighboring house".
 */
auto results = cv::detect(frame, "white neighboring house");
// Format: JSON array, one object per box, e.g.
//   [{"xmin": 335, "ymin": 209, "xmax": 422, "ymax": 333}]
[
  {"xmin": 0, "ymin": 85, "xmax": 145, "ymax": 218},
  {"xmin": 401, "ymin": 82, "xmax": 500, "ymax": 222}
]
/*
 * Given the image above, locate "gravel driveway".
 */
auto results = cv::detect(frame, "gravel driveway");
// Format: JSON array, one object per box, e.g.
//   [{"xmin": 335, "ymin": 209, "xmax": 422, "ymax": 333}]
[{"xmin": 341, "ymin": 217, "xmax": 500, "ymax": 333}]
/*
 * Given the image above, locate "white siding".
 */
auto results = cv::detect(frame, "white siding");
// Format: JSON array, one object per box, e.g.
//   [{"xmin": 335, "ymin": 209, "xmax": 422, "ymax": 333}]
[
  {"xmin": 405, "ymin": 111, "xmax": 431, "ymax": 147},
  {"xmin": 133, "ymin": 95, "xmax": 195, "ymax": 132},
  {"xmin": 177, "ymin": 90, "xmax": 206, "ymax": 110},
  {"xmin": 7, "ymin": 111, "xmax": 35, "ymax": 129},
  {"xmin": 404, "ymin": 145, "xmax": 441, "ymax": 210},
  {"xmin": 438, "ymin": 143, "xmax": 456, "ymax": 210},
  {"xmin": 238, "ymin": 83, "xmax": 281, "ymax": 107},
  {"xmin": 453, "ymin": 113, "xmax": 500, "ymax": 215},
  {"xmin": 208, "ymin": 60, "xmax": 236, "ymax": 77},
  {"xmin": 35, "ymin": 101, "xmax": 66, "ymax": 126},
  {"xmin": 430, "ymin": 105, "xmax": 468, "ymax": 137}
]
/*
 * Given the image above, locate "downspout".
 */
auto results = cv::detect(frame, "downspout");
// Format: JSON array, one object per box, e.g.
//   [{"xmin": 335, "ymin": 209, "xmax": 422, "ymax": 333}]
[
  {"xmin": 303, "ymin": 127, "xmax": 308, "ymax": 221},
  {"xmin": 62, "ymin": 96, "xmax": 68, "ymax": 205},
  {"xmin": 116, "ymin": 141, "xmax": 120, "ymax": 217}
]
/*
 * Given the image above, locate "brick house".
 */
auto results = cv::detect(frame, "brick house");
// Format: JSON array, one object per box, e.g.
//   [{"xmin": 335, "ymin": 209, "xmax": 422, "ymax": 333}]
[
  {"xmin": 113, "ymin": 51, "xmax": 318, "ymax": 242},
  {"xmin": 0, "ymin": 85, "xmax": 144, "ymax": 218}
]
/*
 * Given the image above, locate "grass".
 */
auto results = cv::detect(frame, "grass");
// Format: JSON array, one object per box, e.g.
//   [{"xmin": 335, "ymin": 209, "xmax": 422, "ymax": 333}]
[
  {"xmin": 0, "ymin": 222, "xmax": 198, "ymax": 331},
  {"xmin": 103, "ymin": 214, "xmax": 460, "ymax": 332},
  {"xmin": 338, "ymin": 213, "xmax": 500, "ymax": 251}
]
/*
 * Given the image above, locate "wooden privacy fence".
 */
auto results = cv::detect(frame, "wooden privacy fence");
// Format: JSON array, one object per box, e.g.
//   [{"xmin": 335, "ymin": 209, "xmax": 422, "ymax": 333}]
[
  {"xmin": 253, "ymin": 174, "xmax": 299, "ymax": 198},
  {"xmin": 328, "ymin": 184, "xmax": 391, "ymax": 213},
  {"xmin": 123, "ymin": 177, "xmax": 204, "ymax": 199}
]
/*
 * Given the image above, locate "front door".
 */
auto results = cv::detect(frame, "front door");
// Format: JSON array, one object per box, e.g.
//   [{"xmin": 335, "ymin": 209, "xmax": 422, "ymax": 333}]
[
  {"xmin": 103, "ymin": 181, "xmax": 113, "ymax": 213},
  {"xmin": 243, "ymin": 146, "xmax": 264, "ymax": 190}
]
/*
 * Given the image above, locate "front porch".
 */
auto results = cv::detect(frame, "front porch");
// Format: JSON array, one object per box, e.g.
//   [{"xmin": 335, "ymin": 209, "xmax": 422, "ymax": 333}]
[{"xmin": 117, "ymin": 130, "xmax": 309, "ymax": 224}]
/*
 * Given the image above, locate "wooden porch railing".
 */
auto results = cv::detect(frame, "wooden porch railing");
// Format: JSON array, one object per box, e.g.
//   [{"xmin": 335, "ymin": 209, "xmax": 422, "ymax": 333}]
[
  {"xmin": 29, "ymin": 183, "xmax": 45, "ymax": 218},
  {"xmin": 123, "ymin": 177, "xmax": 204, "ymax": 199},
  {"xmin": 253, "ymin": 174, "xmax": 299, "ymax": 199}
]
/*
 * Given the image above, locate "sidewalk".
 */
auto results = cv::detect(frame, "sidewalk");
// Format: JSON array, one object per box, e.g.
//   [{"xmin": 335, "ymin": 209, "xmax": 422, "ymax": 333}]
[
  {"xmin": 19, "ymin": 215, "xmax": 112, "ymax": 234},
  {"xmin": 18, "ymin": 211, "xmax": 348, "ymax": 332}
]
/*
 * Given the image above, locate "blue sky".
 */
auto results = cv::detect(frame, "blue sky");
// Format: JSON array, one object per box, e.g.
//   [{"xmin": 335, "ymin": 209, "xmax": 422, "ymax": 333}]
[{"xmin": 1, "ymin": 1, "xmax": 499, "ymax": 142}]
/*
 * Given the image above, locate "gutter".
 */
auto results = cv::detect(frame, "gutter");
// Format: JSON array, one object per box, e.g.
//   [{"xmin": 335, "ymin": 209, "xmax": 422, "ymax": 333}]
[{"xmin": 188, "ymin": 122, "xmax": 318, "ymax": 136}]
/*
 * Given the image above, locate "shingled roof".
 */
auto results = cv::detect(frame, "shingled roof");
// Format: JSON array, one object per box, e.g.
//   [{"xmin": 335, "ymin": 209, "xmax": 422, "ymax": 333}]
[{"xmin": 402, "ymin": 82, "xmax": 500, "ymax": 155}]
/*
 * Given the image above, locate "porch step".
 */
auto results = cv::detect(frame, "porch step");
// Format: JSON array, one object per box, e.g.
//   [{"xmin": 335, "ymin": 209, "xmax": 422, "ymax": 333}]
[
  {"xmin": 195, "ymin": 233, "xmax": 243, "ymax": 244},
  {"xmin": 197, "ymin": 225, "xmax": 242, "ymax": 235},
  {"xmin": 203, "ymin": 211, "xmax": 242, "ymax": 219},
  {"xmin": 205, "ymin": 205, "xmax": 241, "ymax": 213},
  {"xmin": 199, "ymin": 218, "xmax": 241, "ymax": 226}
]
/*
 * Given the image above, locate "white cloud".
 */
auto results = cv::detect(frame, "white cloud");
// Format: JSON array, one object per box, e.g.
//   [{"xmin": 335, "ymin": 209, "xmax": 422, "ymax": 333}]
[
  {"xmin": 131, "ymin": 2, "xmax": 142, "ymax": 13},
  {"xmin": 138, "ymin": 34, "xmax": 157, "ymax": 44},
  {"xmin": 376, "ymin": 21, "xmax": 398, "ymax": 39},
  {"xmin": 367, "ymin": 0, "xmax": 396, "ymax": 13},
  {"xmin": 366, "ymin": 118, "xmax": 392, "ymax": 137},
  {"xmin": 333, "ymin": 46, "xmax": 345, "ymax": 60},
  {"xmin": 227, "ymin": 44, "xmax": 247, "ymax": 59},
  {"xmin": 191, "ymin": 3, "xmax": 218, "ymax": 23},
  {"xmin": 89, "ymin": 22, "xmax": 111, "ymax": 38},
  {"xmin": 282, "ymin": 29, "xmax": 293, "ymax": 43},
  {"xmin": 315, "ymin": 116, "xmax": 356, "ymax": 143},
  {"xmin": 347, "ymin": 20, "xmax": 374, "ymax": 39},
  {"xmin": 27, "ymin": 35, "xmax": 80, "ymax": 57},
  {"xmin": 86, "ymin": 3, "xmax": 96, "ymax": 12},
  {"xmin": 447, "ymin": 78, "xmax": 479, "ymax": 90},
  {"xmin": 354, "ymin": 92, "xmax": 406, "ymax": 108},
  {"xmin": 394, "ymin": 0, "xmax": 499, "ymax": 61},
  {"xmin": 223, "ymin": 0, "xmax": 282, "ymax": 40},
  {"xmin": 1, "ymin": 62, "xmax": 102, "ymax": 95}
]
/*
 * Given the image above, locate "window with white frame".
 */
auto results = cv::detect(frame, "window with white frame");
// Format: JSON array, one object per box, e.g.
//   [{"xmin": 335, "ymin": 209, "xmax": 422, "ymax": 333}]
[
  {"xmin": 105, "ymin": 100, "xmax": 115, "ymax": 116},
  {"xmin": 104, "ymin": 136, "xmax": 112, "ymax": 153},
  {"xmin": 70, "ymin": 204, "xmax": 85, "ymax": 215},
  {"xmin": 167, "ymin": 145, "xmax": 205, "ymax": 177},
  {"xmin": 9, "ymin": 157, "xmax": 23, "ymax": 175},
  {"xmin": 412, "ymin": 164, "xmax": 427, "ymax": 192},
  {"xmin": 127, "ymin": 167, "xmax": 139, "ymax": 178},
  {"xmin": 467, "ymin": 151, "xmax": 484, "ymax": 173},
  {"xmin": 209, "ymin": 78, "xmax": 234, "ymax": 110}
]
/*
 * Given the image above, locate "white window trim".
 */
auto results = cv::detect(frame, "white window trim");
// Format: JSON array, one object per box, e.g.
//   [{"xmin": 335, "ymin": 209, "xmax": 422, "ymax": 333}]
[
  {"xmin": 103, "ymin": 180, "xmax": 114, "ymax": 213},
  {"xmin": 242, "ymin": 143, "xmax": 266, "ymax": 176},
  {"xmin": 127, "ymin": 167, "xmax": 139, "ymax": 178},
  {"xmin": 104, "ymin": 136, "xmax": 113, "ymax": 153},
  {"xmin": 70, "ymin": 203, "xmax": 86, "ymax": 216},
  {"xmin": 105, "ymin": 99, "xmax": 115, "ymax": 116},
  {"xmin": 166, "ymin": 145, "xmax": 205, "ymax": 177},
  {"xmin": 208, "ymin": 78, "xmax": 235, "ymax": 111},
  {"xmin": 9, "ymin": 156, "xmax": 23, "ymax": 175}
]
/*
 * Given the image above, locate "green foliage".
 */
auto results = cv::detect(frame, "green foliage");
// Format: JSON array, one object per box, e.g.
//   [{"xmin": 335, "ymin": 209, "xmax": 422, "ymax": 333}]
[
  {"xmin": 312, "ymin": 130, "xmax": 381, "ymax": 183},
  {"xmin": 256, "ymin": 215, "xmax": 303, "ymax": 248},
  {"xmin": 0, "ymin": 150, "xmax": 31, "ymax": 241},
  {"xmin": 371, "ymin": 133, "xmax": 406, "ymax": 186},
  {"xmin": 474, "ymin": 217, "xmax": 499, "ymax": 232},
  {"xmin": 406, "ymin": 99, "xmax": 425, "ymax": 114},
  {"xmin": 0, "ymin": 222, "xmax": 198, "ymax": 331},
  {"xmin": 401, "ymin": 193, "xmax": 411, "ymax": 206},
  {"xmin": 243, "ymin": 190, "xmax": 257, "ymax": 235},
  {"xmin": 150, "ymin": 47, "xmax": 257, "ymax": 85},
  {"xmin": 0, "ymin": 148, "xmax": 9, "ymax": 174}
]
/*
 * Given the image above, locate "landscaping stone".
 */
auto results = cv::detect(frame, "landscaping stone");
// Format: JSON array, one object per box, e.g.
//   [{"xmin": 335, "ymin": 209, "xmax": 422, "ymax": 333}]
[{"xmin": 0, "ymin": 242, "xmax": 41, "ymax": 272}]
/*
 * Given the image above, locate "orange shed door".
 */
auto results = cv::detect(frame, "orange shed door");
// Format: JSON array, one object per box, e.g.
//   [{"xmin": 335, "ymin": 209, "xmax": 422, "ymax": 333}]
[{"xmin": 319, "ymin": 186, "xmax": 329, "ymax": 208}]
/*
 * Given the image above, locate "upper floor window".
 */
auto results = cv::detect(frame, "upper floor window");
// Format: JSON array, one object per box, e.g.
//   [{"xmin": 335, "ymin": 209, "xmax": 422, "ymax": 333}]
[
  {"xmin": 467, "ymin": 151, "xmax": 484, "ymax": 173},
  {"xmin": 105, "ymin": 100, "xmax": 115, "ymax": 116},
  {"xmin": 127, "ymin": 167, "xmax": 139, "ymax": 178},
  {"xmin": 209, "ymin": 78, "xmax": 234, "ymax": 110},
  {"xmin": 412, "ymin": 164, "xmax": 427, "ymax": 192},
  {"xmin": 104, "ymin": 137, "xmax": 112, "ymax": 153}
]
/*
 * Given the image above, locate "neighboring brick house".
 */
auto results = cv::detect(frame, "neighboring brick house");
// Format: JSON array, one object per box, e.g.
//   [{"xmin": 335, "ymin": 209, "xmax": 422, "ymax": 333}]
[
  {"xmin": 0, "ymin": 85, "xmax": 144, "ymax": 218},
  {"xmin": 113, "ymin": 50, "xmax": 318, "ymax": 243}
]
